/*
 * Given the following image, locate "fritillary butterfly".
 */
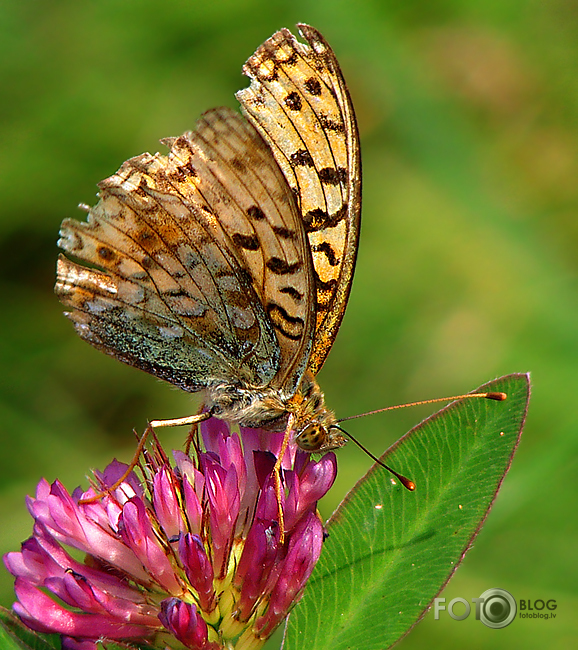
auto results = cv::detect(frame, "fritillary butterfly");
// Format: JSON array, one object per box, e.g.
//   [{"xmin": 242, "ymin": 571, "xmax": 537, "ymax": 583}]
[{"xmin": 55, "ymin": 24, "xmax": 359, "ymax": 455}]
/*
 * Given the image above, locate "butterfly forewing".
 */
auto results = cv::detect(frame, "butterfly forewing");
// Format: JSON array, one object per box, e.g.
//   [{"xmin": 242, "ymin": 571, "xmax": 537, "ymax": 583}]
[
  {"xmin": 236, "ymin": 24, "xmax": 361, "ymax": 377},
  {"xmin": 56, "ymin": 107, "xmax": 316, "ymax": 393}
]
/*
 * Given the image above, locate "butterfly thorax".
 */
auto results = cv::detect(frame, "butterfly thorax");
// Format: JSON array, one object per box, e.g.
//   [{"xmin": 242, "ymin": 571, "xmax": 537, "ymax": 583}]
[{"xmin": 205, "ymin": 371, "xmax": 346, "ymax": 453}]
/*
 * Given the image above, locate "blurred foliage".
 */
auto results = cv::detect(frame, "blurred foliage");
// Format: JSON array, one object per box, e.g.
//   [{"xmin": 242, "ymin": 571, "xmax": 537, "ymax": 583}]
[{"xmin": 1, "ymin": 1, "xmax": 577, "ymax": 648}]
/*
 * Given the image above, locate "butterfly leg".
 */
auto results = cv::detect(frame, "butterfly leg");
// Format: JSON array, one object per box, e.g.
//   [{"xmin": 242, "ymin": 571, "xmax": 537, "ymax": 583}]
[
  {"xmin": 272, "ymin": 413, "xmax": 296, "ymax": 545},
  {"xmin": 150, "ymin": 412, "xmax": 212, "ymax": 428},
  {"xmin": 150, "ymin": 411, "xmax": 212, "ymax": 455},
  {"xmin": 79, "ymin": 423, "xmax": 155, "ymax": 504}
]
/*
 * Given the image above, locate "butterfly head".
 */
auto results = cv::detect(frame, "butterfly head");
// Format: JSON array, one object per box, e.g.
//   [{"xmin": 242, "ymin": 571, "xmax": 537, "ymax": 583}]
[{"xmin": 295, "ymin": 420, "xmax": 347, "ymax": 453}]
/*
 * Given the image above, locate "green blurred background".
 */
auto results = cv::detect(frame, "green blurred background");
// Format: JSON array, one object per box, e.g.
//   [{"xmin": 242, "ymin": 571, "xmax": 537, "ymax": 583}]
[{"xmin": 1, "ymin": 1, "xmax": 577, "ymax": 648}]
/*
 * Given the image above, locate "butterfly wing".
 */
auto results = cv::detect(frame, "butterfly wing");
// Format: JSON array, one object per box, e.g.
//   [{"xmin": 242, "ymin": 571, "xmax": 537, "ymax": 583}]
[
  {"xmin": 237, "ymin": 24, "xmax": 361, "ymax": 377},
  {"xmin": 56, "ymin": 107, "xmax": 315, "ymax": 394},
  {"xmin": 184, "ymin": 107, "xmax": 316, "ymax": 394}
]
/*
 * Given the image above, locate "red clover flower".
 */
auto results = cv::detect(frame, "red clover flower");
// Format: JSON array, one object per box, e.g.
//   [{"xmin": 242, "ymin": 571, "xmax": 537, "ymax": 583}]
[{"xmin": 4, "ymin": 419, "xmax": 337, "ymax": 650}]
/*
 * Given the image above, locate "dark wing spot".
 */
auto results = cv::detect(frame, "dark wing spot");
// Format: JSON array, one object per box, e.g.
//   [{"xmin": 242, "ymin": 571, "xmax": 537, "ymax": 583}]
[
  {"xmin": 319, "ymin": 168, "xmax": 340, "ymax": 185},
  {"xmin": 266, "ymin": 258, "xmax": 302, "ymax": 275},
  {"xmin": 136, "ymin": 230, "xmax": 155, "ymax": 243},
  {"xmin": 184, "ymin": 161, "xmax": 197, "ymax": 177},
  {"xmin": 290, "ymin": 149, "xmax": 315, "ymax": 167},
  {"xmin": 318, "ymin": 114, "xmax": 345, "ymax": 133},
  {"xmin": 214, "ymin": 269, "xmax": 236, "ymax": 279},
  {"xmin": 141, "ymin": 255, "xmax": 159, "ymax": 270},
  {"xmin": 247, "ymin": 205, "xmax": 266, "ymax": 221},
  {"xmin": 279, "ymin": 286, "xmax": 303, "ymax": 301},
  {"xmin": 304, "ymin": 77, "xmax": 322, "ymax": 95},
  {"xmin": 266, "ymin": 303, "xmax": 304, "ymax": 340},
  {"xmin": 303, "ymin": 208, "xmax": 328, "ymax": 232},
  {"xmin": 285, "ymin": 91, "xmax": 303, "ymax": 111},
  {"xmin": 131, "ymin": 180, "xmax": 148, "ymax": 198},
  {"xmin": 168, "ymin": 168, "xmax": 184, "ymax": 183},
  {"xmin": 97, "ymin": 246, "xmax": 116, "ymax": 261},
  {"xmin": 230, "ymin": 157, "xmax": 246, "ymax": 173},
  {"xmin": 303, "ymin": 204, "xmax": 348, "ymax": 232},
  {"xmin": 272, "ymin": 226, "xmax": 296, "ymax": 240},
  {"xmin": 169, "ymin": 160, "xmax": 197, "ymax": 183},
  {"xmin": 232, "ymin": 233, "xmax": 260, "ymax": 251},
  {"xmin": 314, "ymin": 271, "xmax": 338, "ymax": 293},
  {"xmin": 328, "ymin": 203, "xmax": 348, "ymax": 227},
  {"xmin": 312, "ymin": 241, "xmax": 340, "ymax": 266},
  {"xmin": 251, "ymin": 90, "xmax": 267, "ymax": 106}
]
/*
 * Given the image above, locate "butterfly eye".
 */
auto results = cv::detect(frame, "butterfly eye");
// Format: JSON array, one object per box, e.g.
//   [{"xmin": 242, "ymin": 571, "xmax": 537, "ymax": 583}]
[{"xmin": 295, "ymin": 423, "xmax": 326, "ymax": 452}]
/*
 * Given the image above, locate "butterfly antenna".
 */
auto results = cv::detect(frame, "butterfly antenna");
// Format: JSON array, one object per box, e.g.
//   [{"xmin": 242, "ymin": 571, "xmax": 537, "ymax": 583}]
[
  {"xmin": 333, "ymin": 425, "xmax": 415, "ymax": 491},
  {"xmin": 336, "ymin": 391, "xmax": 506, "ymax": 424}
]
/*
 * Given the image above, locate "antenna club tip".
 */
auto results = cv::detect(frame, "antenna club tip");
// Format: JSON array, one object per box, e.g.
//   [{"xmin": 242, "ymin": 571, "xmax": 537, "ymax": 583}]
[
  {"xmin": 486, "ymin": 392, "xmax": 507, "ymax": 401},
  {"xmin": 401, "ymin": 478, "xmax": 416, "ymax": 491}
]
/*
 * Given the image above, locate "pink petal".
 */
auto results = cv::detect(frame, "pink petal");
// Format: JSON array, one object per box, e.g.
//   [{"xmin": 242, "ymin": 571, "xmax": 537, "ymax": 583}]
[
  {"xmin": 153, "ymin": 467, "xmax": 185, "ymax": 539},
  {"xmin": 120, "ymin": 498, "xmax": 181, "ymax": 594},
  {"xmin": 13, "ymin": 578, "xmax": 156, "ymax": 640}
]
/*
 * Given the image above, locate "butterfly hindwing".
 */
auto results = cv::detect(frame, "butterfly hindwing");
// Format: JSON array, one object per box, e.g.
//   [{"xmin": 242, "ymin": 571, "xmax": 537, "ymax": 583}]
[
  {"xmin": 56, "ymin": 108, "xmax": 315, "ymax": 393},
  {"xmin": 182, "ymin": 108, "xmax": 316, "ymax": 394}
]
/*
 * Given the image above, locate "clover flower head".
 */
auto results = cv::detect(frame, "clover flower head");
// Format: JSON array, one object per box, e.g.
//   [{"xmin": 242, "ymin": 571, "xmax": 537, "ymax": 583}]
[{"xmin": 4, "ymin": 420, "xmax": 337, "ymax": 650}]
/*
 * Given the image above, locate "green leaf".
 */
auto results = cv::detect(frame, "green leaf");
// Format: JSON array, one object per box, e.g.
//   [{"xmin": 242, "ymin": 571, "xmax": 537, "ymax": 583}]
[
  {"xmin": 284, "ymin": 373, "xmax": 530, "ymax": 650},
  {"xmin": 0, "ymin": 607, "xmax": 60, "ymax": 650}
]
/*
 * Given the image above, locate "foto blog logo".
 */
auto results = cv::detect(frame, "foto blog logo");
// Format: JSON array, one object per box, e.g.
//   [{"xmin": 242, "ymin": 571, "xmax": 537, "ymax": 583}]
[{"xmin": 434, "ymin": 588, "xmax": 518, "ymax": 629}]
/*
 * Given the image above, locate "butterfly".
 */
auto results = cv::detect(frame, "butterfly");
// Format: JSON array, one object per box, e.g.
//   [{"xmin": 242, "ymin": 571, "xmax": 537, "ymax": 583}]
[{"xmin": 55, "ymin": 24, "xmax": 360, "ymax": 461}]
